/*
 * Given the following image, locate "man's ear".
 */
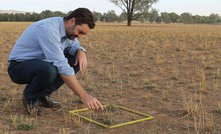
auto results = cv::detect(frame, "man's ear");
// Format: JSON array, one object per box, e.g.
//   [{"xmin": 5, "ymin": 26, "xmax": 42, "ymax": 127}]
[{"xmin": 70, "ymin": 18, "xmax": 75, "ymax": 25}]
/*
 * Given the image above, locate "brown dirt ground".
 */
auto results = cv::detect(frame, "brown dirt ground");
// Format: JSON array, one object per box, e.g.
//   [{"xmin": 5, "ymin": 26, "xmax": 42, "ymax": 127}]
[{"xmin": 0, "ymin": 22, "xmax": 221, "ymax": 134}]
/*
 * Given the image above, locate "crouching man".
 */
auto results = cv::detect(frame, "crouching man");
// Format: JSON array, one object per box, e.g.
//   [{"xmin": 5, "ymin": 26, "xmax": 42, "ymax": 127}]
[{"xmin": 8, "ymin": 8, "xmax": 103, "ymax": 115}]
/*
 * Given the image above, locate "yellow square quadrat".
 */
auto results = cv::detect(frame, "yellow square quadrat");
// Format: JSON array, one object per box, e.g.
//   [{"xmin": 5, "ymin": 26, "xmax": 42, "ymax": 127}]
[{"xmin": 69, "ymin": 105, "xmax": 154, "ymax": 129}]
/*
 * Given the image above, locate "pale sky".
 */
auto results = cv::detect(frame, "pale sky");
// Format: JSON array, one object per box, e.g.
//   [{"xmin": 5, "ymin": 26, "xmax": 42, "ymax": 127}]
[{"xmin": 0, "ymin": 0, "xmax": 221, "ymax": 16}]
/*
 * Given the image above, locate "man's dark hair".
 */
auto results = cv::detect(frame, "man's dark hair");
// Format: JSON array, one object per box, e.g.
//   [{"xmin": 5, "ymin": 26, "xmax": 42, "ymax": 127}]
[{"xmin": 64, "ymin": 8, "xmax": 95, "ymax": 29}]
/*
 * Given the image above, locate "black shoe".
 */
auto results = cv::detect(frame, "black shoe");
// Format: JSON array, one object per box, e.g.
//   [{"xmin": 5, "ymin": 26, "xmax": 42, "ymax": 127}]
[
  {"xmin": 38, "ymin": 96, "xmax": 61, "ymax": 108},
  {"xmin": 22, "ymin": 96, "xmax": 43, "ymax": 116}
]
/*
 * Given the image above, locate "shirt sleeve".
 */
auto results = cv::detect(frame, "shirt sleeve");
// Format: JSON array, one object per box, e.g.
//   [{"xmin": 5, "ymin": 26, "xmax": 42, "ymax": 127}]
[
  {"xmin": 36, "ymin": 24, "xmax": 75, "ymax": 76},
  {"xmin": 68, "ymin": 38, "xmax": 85, "ymax": 56}
]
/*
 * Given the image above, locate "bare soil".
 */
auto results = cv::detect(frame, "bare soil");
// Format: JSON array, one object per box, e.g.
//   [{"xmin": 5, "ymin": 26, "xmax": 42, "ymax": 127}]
[
  {"xmin": 79, "ymin": 105, "xmax": 146, "ymax": 126},
  {"xmin": 0, "ymin": 22, "xmax": 221, "ymax": 134}
]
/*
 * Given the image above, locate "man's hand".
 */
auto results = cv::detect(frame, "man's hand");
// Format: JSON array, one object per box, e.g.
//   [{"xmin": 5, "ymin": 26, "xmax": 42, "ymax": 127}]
[
  {"xmin": 74, "ymin": 49, "xmax": 87, "ymax": 72},
  {"xmin": 81, "ymin": 94, "xmax": 103, "ymax": 110},
  {"xmin": 60, "ymin": 74, "xmax": 103, "ymax": 110}
]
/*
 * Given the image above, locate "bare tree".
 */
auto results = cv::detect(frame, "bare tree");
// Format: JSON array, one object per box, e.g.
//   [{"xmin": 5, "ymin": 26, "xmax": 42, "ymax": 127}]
[{"xmin": 109, "ymin": 0, "xmax": 158, "ymax": 26}]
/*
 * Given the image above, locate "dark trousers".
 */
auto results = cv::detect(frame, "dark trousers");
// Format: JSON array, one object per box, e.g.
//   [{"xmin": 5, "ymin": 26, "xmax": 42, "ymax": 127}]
[{"xmin": 7, "ymin": 53, "xmax": 79, "ymax": 103}]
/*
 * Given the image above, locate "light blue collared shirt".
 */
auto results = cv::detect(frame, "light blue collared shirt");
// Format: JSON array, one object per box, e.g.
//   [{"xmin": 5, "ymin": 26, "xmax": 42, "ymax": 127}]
[{"xmin": 8, "ymin": 17, "xmax": 83, "ymax": 76}]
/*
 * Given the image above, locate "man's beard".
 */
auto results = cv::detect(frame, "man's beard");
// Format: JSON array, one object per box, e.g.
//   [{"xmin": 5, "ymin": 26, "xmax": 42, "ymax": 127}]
[
  {"xmin": 66, "ymin": 24, "xmax": 78, "ymax": 40},
  {"xmin": 66, "ymin": 34, "xmax": 77, "ymax": 40}
]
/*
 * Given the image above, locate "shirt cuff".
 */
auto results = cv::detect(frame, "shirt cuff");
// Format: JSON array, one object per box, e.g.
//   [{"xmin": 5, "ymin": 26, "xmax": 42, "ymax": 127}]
[{"xmin": 68, "ymin": 46, "xmax": 86, "ymax": 56}]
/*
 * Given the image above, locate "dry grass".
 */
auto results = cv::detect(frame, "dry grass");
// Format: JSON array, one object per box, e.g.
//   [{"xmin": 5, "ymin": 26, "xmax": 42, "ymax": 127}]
[{"xmin": 0, "ymin": 22, "xmax": 221, "ymax": 133}]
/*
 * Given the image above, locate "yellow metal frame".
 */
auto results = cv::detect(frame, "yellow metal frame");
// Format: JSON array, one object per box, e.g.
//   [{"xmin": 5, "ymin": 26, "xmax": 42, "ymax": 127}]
[{"xmin": 69, "ymin": 105, "xmax": 154, "ymax": 128}]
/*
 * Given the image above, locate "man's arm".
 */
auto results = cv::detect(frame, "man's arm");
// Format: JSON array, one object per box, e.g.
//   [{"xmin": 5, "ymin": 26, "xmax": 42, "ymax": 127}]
[
  {"xmin": 61, "ymin": 74, "xmax": 103, "ymax": 110},
  {"xmin": 37, "ymin": 24, "xmax": 103, "ymax": 110},
  {"xmin": 68, "ymin": 38, "xmax": 82, "ymax": 56},
  {"xmin": 67, "ymin": 39, "xmax": 88, "ymax": 72},
  {"xmin": 74, "ymin": 49, "xmax": 88, "ymax": 72}
]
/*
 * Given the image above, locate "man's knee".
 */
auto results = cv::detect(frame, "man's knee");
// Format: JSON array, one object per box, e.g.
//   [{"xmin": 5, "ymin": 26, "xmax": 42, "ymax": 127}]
[
  {"xmin": 45, "ymin": 65, "xmax": 58, "ymax": 82},
  {"xmin": 36, "ymin": 63, "xmax": 58, "ymax": 83}
]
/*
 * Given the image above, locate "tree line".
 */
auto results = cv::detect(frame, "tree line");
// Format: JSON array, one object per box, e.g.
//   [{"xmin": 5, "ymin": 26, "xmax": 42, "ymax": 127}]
[
  {"xmin": 94, "ymin": 10, "xmax": 221, "ymax": 24},
  {"xmin": 0, "ymin": 10, "xmax": 66, "ymax": 22},
  {"xmin": 0, "ymin": 10, "xmax": 220, "ymax": 24}
]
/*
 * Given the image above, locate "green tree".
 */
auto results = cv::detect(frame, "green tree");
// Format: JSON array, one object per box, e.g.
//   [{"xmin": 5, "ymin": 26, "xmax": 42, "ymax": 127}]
[
  {"xmin": 39, "ymin": 10, "xmax": 53, "ymax": 19},
  {"xmin": 100, "ymin": 13, "xmax": 106, "ymax": 22},
  {"xmin": 147, "ymin": 9, "xmax": 159, "ymax": 23},
  {"xmin": 179, "ymin": 13, "xmax": 193, "ymax": 24},
  {"xmin": 155, "ymin": 16, "xmax": 162, "ymax": 23},
  {"xmin": 30, "ymin": 12, "xmax": 40, "ymax": 21},
  {"xmin": 25, "ymin": 13, "xmax": 31, "ymax": 21},
  {"xmin": 93, "ymin": 11, "xmax": 102, "ymax": 22},
  {"xmin": 104, "ymin": 10, "xmax": 118, "ymax": 22},
  {"xmin": 54, "ymin": 11, "xmax": 66, "ymax": 17},
  {"xmin": 161, "ymin": 12, "xmax": 171, "ymax": 23},
  {"xmin": 192, "ymin": 15, "xmax": 201, "ymax": 23},
  {"xmin": 169, "ymin": 12, "xmax": 179, "ymax": 23},
  {"xmin": 15, "ymin": 13, "xmax": 25, "ymax": 21},
  {"xmin": 8, "ymin": 13, "xmax": 15, "ymax": 21},
  {"xmin": 109, "ymin": 0, "xmax": 158, "ymax": 26},
  {"xmin": 200, "ymin": 16, "xmax": 209, "ymax": 24},
  {"xmin": 209, "ymin": 13, "xmax": 219, "ymax": 24},
  {"xmin": 118, "ymin": 12, "xmax": 127, "ymax": 22},
  {"xmin": 2, "ymin": 13, "xmax": 9, "ymax": 21},
  {"xmin": 0, "ymin": 14, "xmax": 2, "ymax": 21}
]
